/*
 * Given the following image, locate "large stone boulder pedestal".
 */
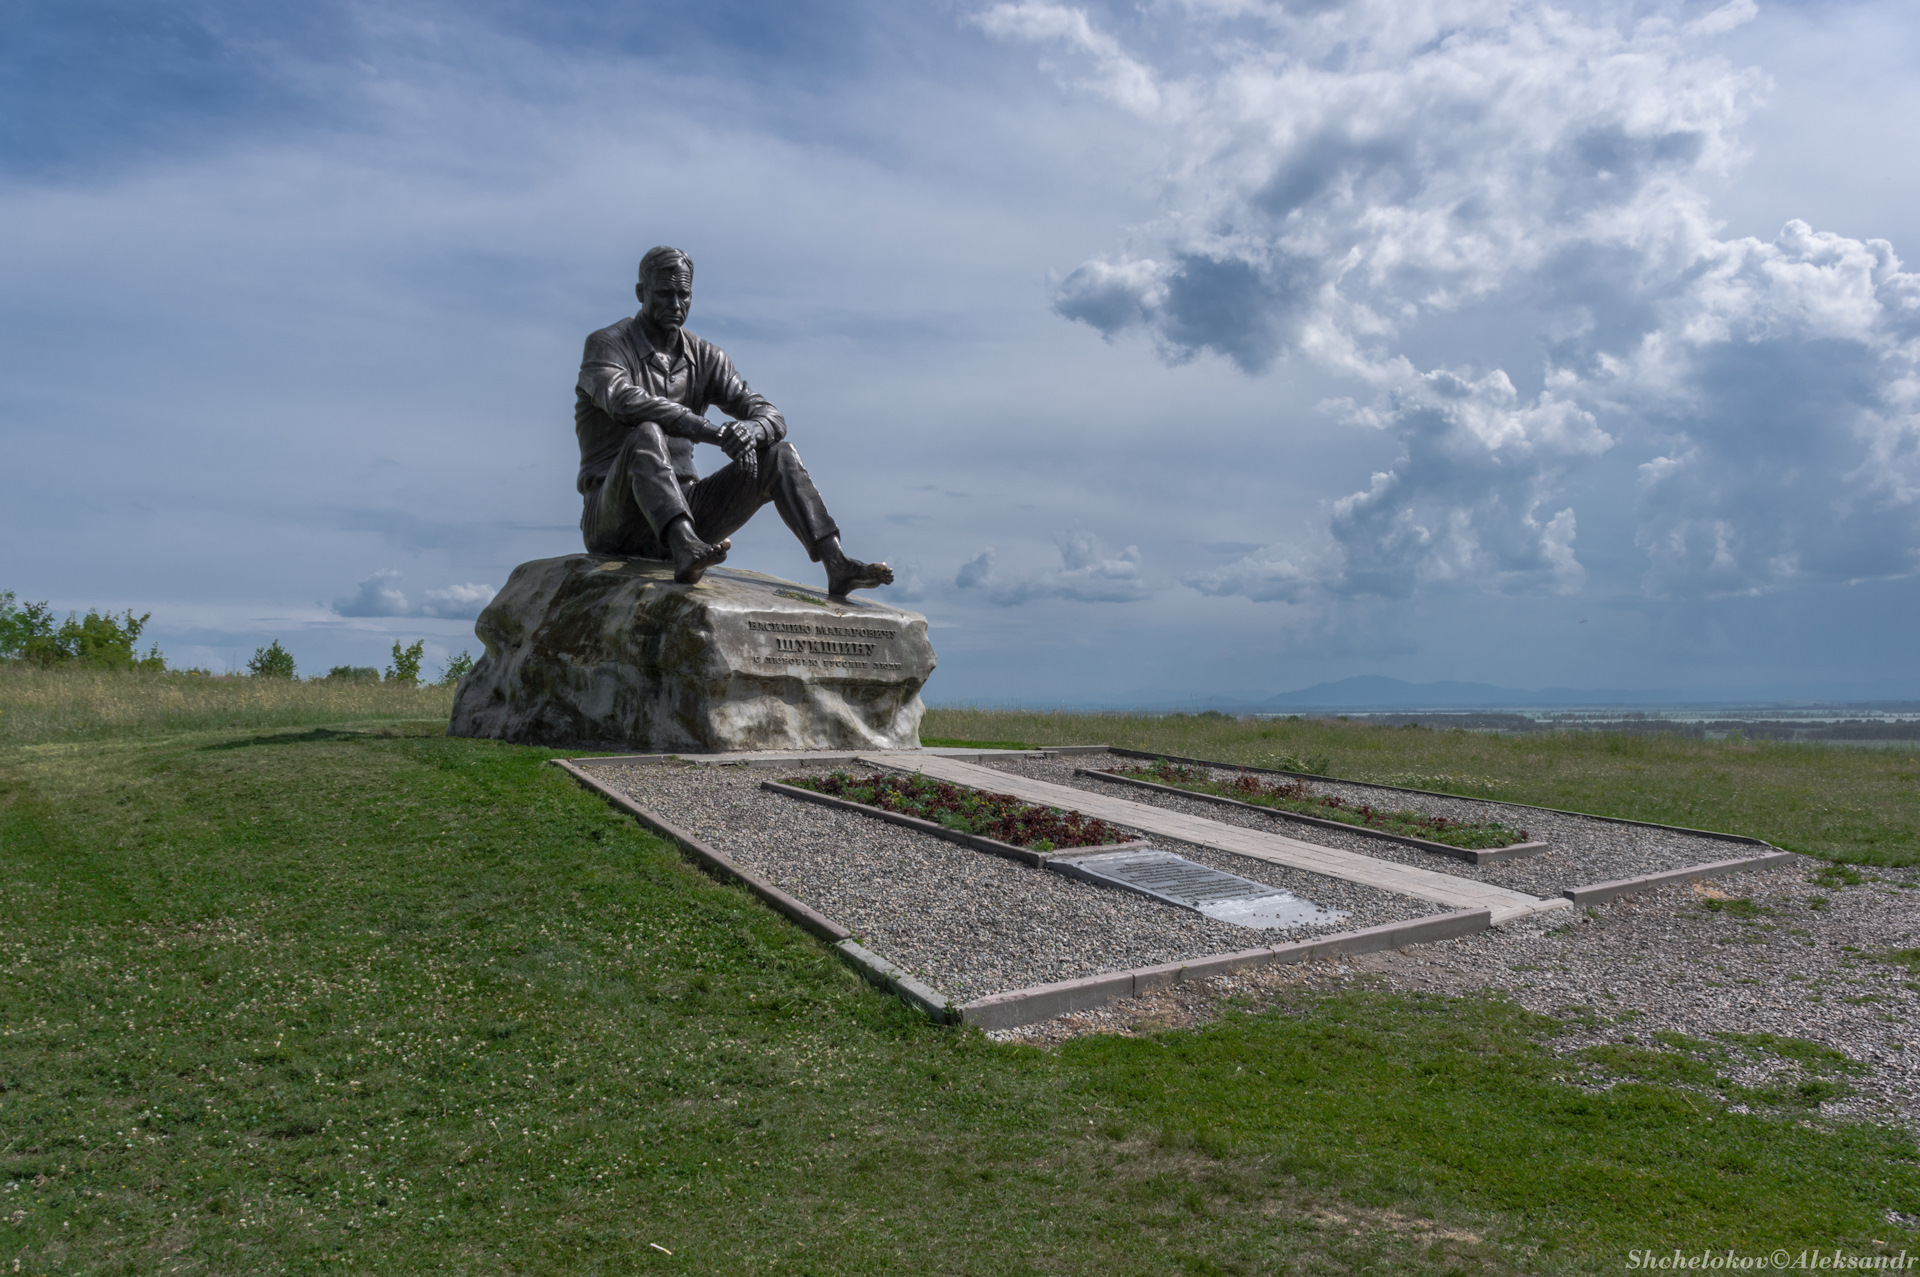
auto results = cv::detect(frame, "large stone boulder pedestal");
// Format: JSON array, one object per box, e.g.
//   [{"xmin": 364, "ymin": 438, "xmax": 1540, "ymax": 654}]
[{"xmin": 448, "ymin": 554, "xmax": 936, "ymax": 753}]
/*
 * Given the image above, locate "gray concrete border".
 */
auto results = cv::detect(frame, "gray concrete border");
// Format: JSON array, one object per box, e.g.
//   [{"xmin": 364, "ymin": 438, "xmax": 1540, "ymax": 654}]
[
  {"xmin": 1562, "ymin": 851, "xmax": 1801, "ymax": 905},
  {"xmin": 1076, "ymin": 766, "xmax": 1548, "ymax": 863},
  {"xmin": 551, "ymin": 758, "xmax": 851, "ymax": 943},
  {"xmin": 552, "ymin": 758, "xmax": 1511, "ymax": 1032},
  {"xmin": 834, "ymin": 940, "xmax": 956, "ymax": 1022},
  {"xmin": 1105, "ymin": 746, "xmax": 1782, "ymax": 850},
  {"xmin": 760, "ymin": 778, "xmax": 1148, "ymax": 867},
  {"xmin": 554, "ymin": 759, "xmax": 974, "ymax": 1020},
  {"xmin": 956, "ymin": 908, "xmax": 1494, "ymax": 1030}
]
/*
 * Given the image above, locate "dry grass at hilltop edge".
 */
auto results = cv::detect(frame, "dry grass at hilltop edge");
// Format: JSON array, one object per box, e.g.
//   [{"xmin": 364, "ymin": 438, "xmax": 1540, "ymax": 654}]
[{"xmin": 0, "ymin": 663, "xmax": 455, "ymax": 746}]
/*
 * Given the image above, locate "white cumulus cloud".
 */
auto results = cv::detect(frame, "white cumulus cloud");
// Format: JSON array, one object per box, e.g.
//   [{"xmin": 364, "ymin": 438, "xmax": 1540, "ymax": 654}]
[
  {"xmin": 975, "ymin": 2, "xmax": 1165, "ymax": 115},
  {"xmin": 333, "ymin": 571, "xmax": 496, "ymax": 619},
  {"xmin": 991, "ymin": 0, "xmax": 1920, "ymax": 605},
  {"xmin": 955, "ymin": 531, "xmax": 1152, "ymax": 604},
  {"xmin": 332, "ymin": 570, "xmax": 411, "ymax": 618}
]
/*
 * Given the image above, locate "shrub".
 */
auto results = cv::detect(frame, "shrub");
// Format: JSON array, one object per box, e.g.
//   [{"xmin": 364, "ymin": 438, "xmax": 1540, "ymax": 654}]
[
  {"xmin": 385, "ymin": 639, "xmax": 426, "ymax": 687},
  {"xmin": 326, "ymin": 665, "xmax": 381, "ymax": 681},
  {"xmin": 246, "ymin": 640, "xmax": 297, "ymax": 680},
  {"xmin": 436, "ymin": 649, "xmax": 475, "ymax": 687}
]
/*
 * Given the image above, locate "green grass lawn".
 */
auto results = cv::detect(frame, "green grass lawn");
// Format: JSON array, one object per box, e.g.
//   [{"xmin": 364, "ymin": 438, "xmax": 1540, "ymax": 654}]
[
  {"xmin": 924, "ymin": 709, "xmax": 1920, "ymax": 867},
  {"xmin": 2, "ymin": 671, "xmax": 1916, "ymax": 1274}
]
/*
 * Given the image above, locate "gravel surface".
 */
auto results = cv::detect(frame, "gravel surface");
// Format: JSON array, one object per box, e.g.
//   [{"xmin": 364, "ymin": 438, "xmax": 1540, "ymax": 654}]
[
  {"xmin": 1360, "ymin": 867, "xmax": 1920, "ymax": 1127},
  {"xmin": 595, "ymin": 754, "xmax": 1917, "ymax": 1131},
  {"xmin": 975, "ymin": 752, "xmax": 1778, "ymax": 899},
  {"xmin": 990, "ymin": 861, "xmax": 1920, "ymax": 1131},
  {"xmin": 597, "ymin": 760, "xmax": 1441, "ymax": 1003}
]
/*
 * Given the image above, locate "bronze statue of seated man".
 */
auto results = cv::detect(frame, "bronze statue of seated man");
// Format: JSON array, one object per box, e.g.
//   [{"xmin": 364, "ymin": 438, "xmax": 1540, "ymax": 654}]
[{"xmin": 574, "ymin": 245, "xmax": 893, "ymax": 596}]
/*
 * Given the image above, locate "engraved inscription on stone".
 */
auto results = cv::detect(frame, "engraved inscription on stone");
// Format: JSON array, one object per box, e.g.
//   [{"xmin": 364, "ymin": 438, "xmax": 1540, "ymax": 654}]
[
  {"xmin": 450, "ymin": 556, "xmax": 932, "ymax": 752},
  {"xmin": 745, "ymin": 615, "xmax": 906, "ymax": 672},
  {"xmin": 1048, "ymin": 849, "xmax": 1346, "ymax": 930}
]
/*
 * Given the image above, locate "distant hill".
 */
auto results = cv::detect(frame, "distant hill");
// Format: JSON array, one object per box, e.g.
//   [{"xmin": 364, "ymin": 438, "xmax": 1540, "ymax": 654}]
[
  {"xmin": 962, "ymin": 675, "xmax": 1920, "ymax": 713},
  {"xmin": 1254, "ymin": 676, "xmax": 1684, "ymax": 710},
  {"xmin": 1071, "ymin": 675, "xmax": 1920, "ymax": 713}
]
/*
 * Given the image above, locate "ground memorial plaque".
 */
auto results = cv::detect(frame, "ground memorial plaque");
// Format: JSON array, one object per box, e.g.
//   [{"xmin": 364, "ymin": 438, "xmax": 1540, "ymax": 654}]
[
  {"xmin": 448, "ymin": 555, "xmax": 935, "ymax": 753},
  {"xmin": 1048, "ymin": 848, "xmax": 1346, "ymax": 929}
]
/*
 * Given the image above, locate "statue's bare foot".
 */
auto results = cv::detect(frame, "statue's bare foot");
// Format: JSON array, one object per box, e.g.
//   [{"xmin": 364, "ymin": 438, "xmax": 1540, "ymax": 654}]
[
  {"xmin": 826, "ymin": 557, "xmax": 893, "ymax": 599},
  {"xmin": 670, "ymin": 527, "xmax": 729, "ymax": 585}
]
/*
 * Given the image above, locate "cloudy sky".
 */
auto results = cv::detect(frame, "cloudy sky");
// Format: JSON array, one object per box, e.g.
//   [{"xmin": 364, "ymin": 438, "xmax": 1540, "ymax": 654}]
[{"xmin": 3, "ymin": 0, "xmax": 1917, "ymax": 703}]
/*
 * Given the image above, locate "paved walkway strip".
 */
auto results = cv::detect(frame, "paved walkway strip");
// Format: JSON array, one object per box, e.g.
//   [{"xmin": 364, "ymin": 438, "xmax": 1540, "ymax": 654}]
[
  {"xmin": 861, "ymin": 753, "xmax": 1566, "ymax": 924},
  {"xmin": 1077, "ymin": 766, "xmax": 1549, "ymax": 864},
  {"xmin": 1105, "ymin": 746, "xmax": 1781, "ymax": 849}
]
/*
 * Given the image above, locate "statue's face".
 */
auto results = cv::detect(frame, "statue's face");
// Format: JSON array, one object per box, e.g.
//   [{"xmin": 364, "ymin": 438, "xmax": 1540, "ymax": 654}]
[{"xmin": 638, "ymin": 267, "xmax": 693, "ymax": 336}]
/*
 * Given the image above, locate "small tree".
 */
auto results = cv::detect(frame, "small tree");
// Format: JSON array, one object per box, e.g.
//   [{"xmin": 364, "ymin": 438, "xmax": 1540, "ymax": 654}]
[
  {"xmin": 0, "ymin": 592, "xmax": 45, "ymax": 661},
  {"xmin": 385, "ymin": 639, "xmax": 426, "ymax": 687},
  {"xmin": 436, "ymin": 649, "xmax": 475, "ymax": 687},
  {"xmin": 0, "ymin": 595, "xmax": 162, "ymax": 669},
  {"xmin": 22, "ymin": 609, "xmax": 64, "ymax": 664},
  {"xmin": 68, "ymin": 609, "xmax": 158, "ymax": 669},
  {"xmin": 247, "ymin": 639, "xmax": 297, "ymax": 679}
]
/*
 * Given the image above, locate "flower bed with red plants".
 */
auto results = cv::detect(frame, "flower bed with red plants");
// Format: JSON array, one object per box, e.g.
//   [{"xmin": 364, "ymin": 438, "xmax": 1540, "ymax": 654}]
[
  {"xmin": 782, "ymin": 770, "xmax": 1127, "ymax": 852},
  {"xmin": 1110, "ymin": 760, "xmax": 1529, "ymax": 850}
]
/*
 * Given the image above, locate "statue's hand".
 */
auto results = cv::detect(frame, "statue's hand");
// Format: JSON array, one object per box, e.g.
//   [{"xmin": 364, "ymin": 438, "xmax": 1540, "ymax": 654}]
[{"xmin": 719, "ymin": 421, "xmax": 760, "ymax": 481}]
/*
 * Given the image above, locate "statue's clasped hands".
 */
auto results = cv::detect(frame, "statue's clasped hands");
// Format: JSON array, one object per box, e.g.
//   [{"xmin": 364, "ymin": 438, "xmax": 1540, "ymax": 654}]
[{"xmin": 717, "ymin": 420, "xmax": 761, "ymax": 481}]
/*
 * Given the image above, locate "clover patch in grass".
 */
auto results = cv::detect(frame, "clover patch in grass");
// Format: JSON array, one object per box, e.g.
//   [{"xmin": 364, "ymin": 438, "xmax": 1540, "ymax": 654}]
[
  {"xmin": 1573, "ymin": 1030, "xmax": 1860, "ymax": 1112},
  {"xmin": 1810, "ymin": 864, "xmax": 1865, "ymax": 889},
  {"xmin": 1574, "ymin": 1043, "xmax": 1724, "ymax": 1090},
  {"xmin": 1882, "ymin": 949, "xmax": 1920, "ymax": 978},
  {"xmin": 1698, "ymin": 896, "xmax": 1769, "ymax": 919},
  {"xmin": 1712, "ymin": 1032, "xmax": 1866, "ymax": 1076}
]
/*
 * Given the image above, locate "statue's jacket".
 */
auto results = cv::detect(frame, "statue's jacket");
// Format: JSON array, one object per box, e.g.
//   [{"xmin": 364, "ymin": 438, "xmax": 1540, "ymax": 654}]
[{"xmin": 574, "ymin": 315, "xmax": 786, "ymax": 493}]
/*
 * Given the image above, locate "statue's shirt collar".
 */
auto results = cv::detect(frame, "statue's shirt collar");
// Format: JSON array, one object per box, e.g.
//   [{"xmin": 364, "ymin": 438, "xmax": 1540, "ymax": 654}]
[{"xmin": 632, "ymin": 316, "xmax": 690, "ymax": 374}]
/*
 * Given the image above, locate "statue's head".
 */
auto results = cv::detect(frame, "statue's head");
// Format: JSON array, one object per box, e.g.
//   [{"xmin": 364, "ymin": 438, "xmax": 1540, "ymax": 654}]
[{"xmin": 636, "ymin": 246, "xmax": 694, "ymax": 337}]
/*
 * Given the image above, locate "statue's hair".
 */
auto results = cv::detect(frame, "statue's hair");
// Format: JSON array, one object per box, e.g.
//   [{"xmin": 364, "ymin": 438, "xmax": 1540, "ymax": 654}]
[{"xmin": 638, "ymin": 246, "xmax": 693, "ymax": 286}]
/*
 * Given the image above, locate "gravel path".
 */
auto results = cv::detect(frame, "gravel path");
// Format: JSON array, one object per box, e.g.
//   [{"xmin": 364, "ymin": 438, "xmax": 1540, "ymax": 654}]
[
  {"xmin": 1358, "ymin": 867, "xmax": 1920, "ymax": 1127},
  {"xmin": 990, "ymin": 862, "xmax": 1920, "ymax": 1131},
  {"xmin": 975, "ymin": 752, "xmax": 1777, "ymax": 899},
  {"xmin": 595, "ymin": 754, "xmax": 1916, "ymax": 1130},
  {"xmin": 598, "ymin": 760, "xmax": 1441, "ymax": 1003}
]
